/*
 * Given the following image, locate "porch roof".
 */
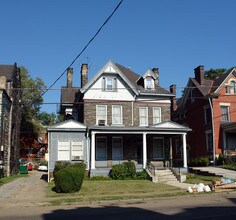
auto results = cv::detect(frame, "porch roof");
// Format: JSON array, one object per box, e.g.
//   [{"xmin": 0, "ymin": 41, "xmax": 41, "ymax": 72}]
[
  {"xmin": 221, "ymin": 122, "xmax": 236, "ymax": 133},
  {"xmin": 88, "ymin": 121, "xmax": 191, "ymax": 134}
]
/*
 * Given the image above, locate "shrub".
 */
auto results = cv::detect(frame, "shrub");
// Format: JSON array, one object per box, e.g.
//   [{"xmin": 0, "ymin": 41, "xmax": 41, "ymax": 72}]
[
  {"xmin": 135, "ymin": 170, "xmax": 148, "ymax": 180},
  {"xmin": 189, "ymin": 157, "xmax": 209, "ymax": 167},
  {"xmin": 39, "ymin": 160, "xmax": 48, "ymax": 166},
  {"xmin": 123, "ymin": 162, "xmax": 136, "ymax": 179},
  {"xmin": 54, "ymin": 165, "xmax": 85, "ymax": 193},
  {"xmin": 217, "ymin": 153, "xmax": 224, "ymax": 165},
  {"xmin": 54, "ymin": 161, "xmax": 71, "ymax": 173},
  {"xmin": 109, "ymin": 162, "xmax": 137, "ymax": 180}
]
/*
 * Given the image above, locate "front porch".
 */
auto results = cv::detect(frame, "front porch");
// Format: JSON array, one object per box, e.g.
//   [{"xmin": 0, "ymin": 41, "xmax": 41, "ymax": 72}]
[{"xmin": 88, "ymin": 122, "xmax": 191, "ymax": 176}]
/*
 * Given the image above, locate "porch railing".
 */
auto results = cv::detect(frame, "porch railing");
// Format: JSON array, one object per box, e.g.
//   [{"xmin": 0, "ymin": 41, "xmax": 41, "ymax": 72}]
[{"xmin": 147, "ymin": 162, "xmax": 156, "ymax": 176}]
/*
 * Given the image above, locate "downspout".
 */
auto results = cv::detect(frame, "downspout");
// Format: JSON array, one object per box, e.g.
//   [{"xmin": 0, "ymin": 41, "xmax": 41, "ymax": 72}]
[{"xmin": 208, "ymin": 96, "xmax": 216, "ymax": 165}]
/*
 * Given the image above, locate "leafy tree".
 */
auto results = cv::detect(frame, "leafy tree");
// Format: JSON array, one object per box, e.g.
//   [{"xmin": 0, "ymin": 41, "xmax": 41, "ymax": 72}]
[
  {"xmin": 36, "ymin": 111, "xmax": 56, "ymax": 126},
  {"xmin": 204, "ymin": 68, "xmax": 226, "ymax": 80},
  {"xmin": 20, "ymin": 66, "xmax": 47, "ymax": 133}
]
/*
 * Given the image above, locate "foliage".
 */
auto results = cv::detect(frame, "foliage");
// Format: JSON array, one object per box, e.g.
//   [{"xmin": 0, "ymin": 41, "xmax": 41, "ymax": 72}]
[
  {"xmin": 135, "ymin": 170, "xmax": 148, "ymax": 180},
  {"xmin": 54, "ymin": 166, "xmax": 85, "ymax": 193},
  {"xmin": 223, "ymin": 163, "xmax": 236, "ymax": 171},
  {"xmin": 36, "ymin": 111, "xmax": 57, "ymax": 126},
  {"xmin": 217, "ymin": 153, "xmax": 224, "ymax": 165},
  {"xmin": 204, "ymin": 68, "xmax": 226, "ymax": 80},
  {"xmin": 109, "ymin": 162, "xmax": 136, "ymax": 180},
  {"xmin": 20, "ymin": 66, "xmax": 47, "ymax": 134},
  {"xmin": 189, "ymin": 157, "xmax": 210, "ymax": 167},
  {"xmin": 54, "ymin": 161, "xmax": 72, "ymax": 173},
  {"xmin": 39, "ymin": 159, "xmax": 48, "ymax": 166}
]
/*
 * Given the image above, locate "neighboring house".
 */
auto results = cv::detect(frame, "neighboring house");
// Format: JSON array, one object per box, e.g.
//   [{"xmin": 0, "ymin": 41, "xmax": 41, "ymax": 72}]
[
  {"xmin": 0, "ymin": 63, "xmax": 21, "ymax": 177},
  {"xmin": 53, "ymin": 60, "xmax": 191, "ymax": 178},
  {"xmin": 47, "ymin": 120, "xmax": 87, "ymax": 181},
  {"xmin": 172, "ymin": 66, "xmax": 236, "ymax": 164}
]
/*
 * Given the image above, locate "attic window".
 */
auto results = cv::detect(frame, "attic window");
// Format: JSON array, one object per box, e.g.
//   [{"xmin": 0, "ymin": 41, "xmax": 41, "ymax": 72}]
[
  {"xmin": 102, "ymin": 77, "xmax": 117, "ymax": 92},
  {"xmin": 145, "ymin": 77, "xmax": 154, "ymax": 90},
  {"xmin": 230, "ymin": 81, "xmax": 236, "ymax": 94}
]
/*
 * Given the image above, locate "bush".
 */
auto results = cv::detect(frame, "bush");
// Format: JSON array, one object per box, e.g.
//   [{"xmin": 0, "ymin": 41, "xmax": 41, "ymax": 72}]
[
  {"xmin": 54, "ymin": 161, "xmax": 71, "ymax": 173},
  {"xmin": 54, "ymin": 165, "xmax": 85, "ymax": 193},
  {"xmin": 217, "ymin": 153, "xmax": 224, "ymax": 165},
  {"xmin": 109, "ymin": 162, "xmax": 137, "ymax": 180},
  {"xmin": 135, "ymin": 170, "xmax": 148, "ymax": 180},
  {"xmin": 189, "ymin": 157, "xmax": 209, "ymax": 167}
]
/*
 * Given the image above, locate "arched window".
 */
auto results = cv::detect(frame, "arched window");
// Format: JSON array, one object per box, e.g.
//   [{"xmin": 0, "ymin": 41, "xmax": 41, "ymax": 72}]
[{"xmin": 230, "ymin": 80, "xmax": 236, "ymax": 94}]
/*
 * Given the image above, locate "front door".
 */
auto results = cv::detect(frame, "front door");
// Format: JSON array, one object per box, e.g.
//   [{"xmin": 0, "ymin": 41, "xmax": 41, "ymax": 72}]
[{"xmin": 153, "ymin": 137, "xmax": 164, "ymax": 159}]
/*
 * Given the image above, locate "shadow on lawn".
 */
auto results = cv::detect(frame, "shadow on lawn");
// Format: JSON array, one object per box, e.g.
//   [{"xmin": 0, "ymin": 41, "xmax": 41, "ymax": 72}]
[{"xmin": 43, "ymin": 198, "xmax": 236, "ymax": 220}]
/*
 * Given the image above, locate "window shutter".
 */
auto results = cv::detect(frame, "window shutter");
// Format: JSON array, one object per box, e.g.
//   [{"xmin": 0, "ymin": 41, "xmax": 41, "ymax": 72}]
[
  {"xmin": 113, "ymin": 78, "xmax": 117, "ymax": 91},
  {"xmin": 101, "ymin": 77, "xmax": 105, "ymax": 91}
]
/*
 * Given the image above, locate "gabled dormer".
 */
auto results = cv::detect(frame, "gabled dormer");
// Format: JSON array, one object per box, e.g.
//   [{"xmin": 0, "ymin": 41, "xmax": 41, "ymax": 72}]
[{"xmin": 142, "ymin": 68, "xmax": 159, "ymax": 90}]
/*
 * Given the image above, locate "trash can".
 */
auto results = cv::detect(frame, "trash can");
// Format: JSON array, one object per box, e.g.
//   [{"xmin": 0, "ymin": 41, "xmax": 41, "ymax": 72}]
[{"xmin": 19, "ymin": 165, "xmax": 28, "ymax": 174}]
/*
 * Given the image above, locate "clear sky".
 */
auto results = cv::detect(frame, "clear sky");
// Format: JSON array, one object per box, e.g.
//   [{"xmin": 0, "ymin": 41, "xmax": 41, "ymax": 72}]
[{"xmin": 1, "ymin": 0, "xmax": 236, "ymax": 113}]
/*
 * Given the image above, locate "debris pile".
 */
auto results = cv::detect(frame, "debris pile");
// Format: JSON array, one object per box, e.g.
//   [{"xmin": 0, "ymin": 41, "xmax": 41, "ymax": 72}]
[
  {"xmin": 187, "ymin": 183, "xmax": 211, "ymax": 193},
  {"xmin": 212, "ymin": 178, "xmax": 236, "ymax": 192}
]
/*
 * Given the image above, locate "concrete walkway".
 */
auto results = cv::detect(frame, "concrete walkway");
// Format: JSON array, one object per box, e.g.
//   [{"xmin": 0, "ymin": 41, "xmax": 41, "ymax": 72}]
[{"xmin": 191, "ymin": 166, "xmax": 236, "ymax": 180}]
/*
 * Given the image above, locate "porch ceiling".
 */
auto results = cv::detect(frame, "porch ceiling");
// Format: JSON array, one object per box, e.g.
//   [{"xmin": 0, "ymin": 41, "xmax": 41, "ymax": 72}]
[{"xmin": 221, "ymin": 122, "xmax": 236, "ymax": 133}]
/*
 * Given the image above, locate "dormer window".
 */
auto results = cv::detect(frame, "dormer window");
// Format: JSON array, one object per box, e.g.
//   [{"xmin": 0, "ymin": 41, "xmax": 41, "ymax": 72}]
[
  {"xmin": 230, "ymin": 80, "xmax": 236, "ymax": 94},
  {"xmin": 145, "ymin": 77, "xmax": 154, "ymax": 90},
  {"xmin": 102, "ymin": 77, "xmax": 117, "ymax": 92}
]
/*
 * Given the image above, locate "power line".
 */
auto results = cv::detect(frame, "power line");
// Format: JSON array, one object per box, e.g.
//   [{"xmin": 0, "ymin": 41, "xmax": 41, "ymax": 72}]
[{"xmin": 41, "ymin": 0, "xmax": 124, "ymax": 97}]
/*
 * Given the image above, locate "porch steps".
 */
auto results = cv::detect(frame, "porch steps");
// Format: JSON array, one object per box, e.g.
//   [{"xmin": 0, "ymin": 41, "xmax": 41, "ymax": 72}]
[{"xmin": 147, "ymin": 169, "xmax": 179, "ymax": 183}]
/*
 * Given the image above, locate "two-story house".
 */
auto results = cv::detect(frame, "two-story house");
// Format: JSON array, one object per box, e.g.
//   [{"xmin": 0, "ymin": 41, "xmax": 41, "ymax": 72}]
[
  {"xmin": 48, "ymin": 60, "xmax": 191, "ymax": 178},
  {"xmin": 0, "ymin": 63, "xmax": 21, "ymax": 177},
  {"xmin": 172, "ymin": 66, "xmax": 236, "ymax": 164}
]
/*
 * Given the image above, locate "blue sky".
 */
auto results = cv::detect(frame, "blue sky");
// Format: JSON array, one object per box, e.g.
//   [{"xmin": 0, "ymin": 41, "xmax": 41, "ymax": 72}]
[{"xmin": 1, "ymin": 0, "xmax": 236, "ymax": 113}]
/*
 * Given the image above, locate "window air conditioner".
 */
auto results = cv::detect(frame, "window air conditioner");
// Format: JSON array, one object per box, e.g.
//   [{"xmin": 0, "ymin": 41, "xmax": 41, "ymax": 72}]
[
  {"xmin": 72, "ymin": 156, "xmax": 83, "ymax": 160},
  {"xmin": 98, "ymin": 120, "xmax": 106, "ymax": 126}
]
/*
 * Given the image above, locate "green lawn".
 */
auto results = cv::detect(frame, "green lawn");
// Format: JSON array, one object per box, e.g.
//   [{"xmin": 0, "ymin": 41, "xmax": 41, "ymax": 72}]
[
  {"xmin": 47, "ymin": 180, "xmax": 188, "ymax": 205},
  {"xmin": 184, "ymin": 173, "xmax": 222, "ymax": 185}
]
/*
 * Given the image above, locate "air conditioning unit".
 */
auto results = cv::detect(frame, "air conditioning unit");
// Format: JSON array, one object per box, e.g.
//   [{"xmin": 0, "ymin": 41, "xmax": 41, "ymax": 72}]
[
  {"xmin": 72, "ymin": 156, "xmax": 83, "ymax": 160},
  {"xmin": 98, "ymin": 119, "xmax": 106, "ymax": 126}
]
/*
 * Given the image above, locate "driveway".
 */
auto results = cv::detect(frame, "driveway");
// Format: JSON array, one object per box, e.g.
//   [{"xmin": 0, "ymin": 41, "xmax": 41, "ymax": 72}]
[{"xmin": 0, "ymin": 170, "xmax": 48, "ymax": 208}]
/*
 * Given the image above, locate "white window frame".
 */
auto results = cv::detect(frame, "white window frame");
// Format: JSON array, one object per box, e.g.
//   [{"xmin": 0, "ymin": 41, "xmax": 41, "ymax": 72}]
[
  {"xmin": 112, "ymin": 137, "xmax": 123, "ymax": 160},
  {"xmin": 58, "ymin": 140, "xmax": 70, "ymax": 161},
  {"xmin": 153, "ymin": 107, "xmax": 161, "ymax": 124},
  {"xmin": 112, "ymin": 105, "xmax": 123, "ymax": 125},
  {"xmin": 220, "ymin": 104, "xmax": 230, "ymax": 123},
  {"xmin": 230, "ymin": 80, "xmax": 236, "ymax": 94},
  {"xmin": 153, "ymin": 137, "xmax": 164, "ymax": 159},
  {"xmin": 205, "ymin": 130, "xmax": 213, "ymax": 152},
  {"xmin": 145, "ymin": 77, "xmax": 154, "ymax": 90},
  {"xmin": 96, "ymin": 137, "xmax": 107, "ymax": 160},
  {"xmin": 71, "ymin": 140, "xmax": 83, "ymax": 160},
  {"xmin": 139, "ymin": 107, "xmax": 148, "ymax": 126},
  {"xmin": 96, "ymin": 105, "xmax": 107, "ymax": 125},
  {"xmin": 102, "ymin": 77, "xmax": 117, "ymax": 92}
]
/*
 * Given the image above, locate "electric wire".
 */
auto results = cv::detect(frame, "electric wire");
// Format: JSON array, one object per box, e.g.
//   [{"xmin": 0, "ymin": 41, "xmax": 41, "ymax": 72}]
[{"xmin": 41, "ymin": 0, "xmax": 124, "ymax": 97}]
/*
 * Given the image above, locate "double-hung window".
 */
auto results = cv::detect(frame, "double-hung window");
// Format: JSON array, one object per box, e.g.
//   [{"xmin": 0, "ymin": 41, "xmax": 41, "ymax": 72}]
[
  {"xmin": 139, "ymin": 107, "xmax": 148, "ymax": 126},
  {"xmin": 112, "ymin": 105, "xmax": 123, "ymax": 125},
  {"xmin": 206, "ymin": 131, "xmax": 213, "ymax": 151},
  {"xmin": 220, "ymin": 105, "xmax": 230, "ymax": 123},
  {"xmin": 153, "ymin": 107, "xmax": 161, "ymax": 124},
  {"xmin": 102, "ymin": 77, "xmax": 117, "ymax": 91},
  {"xmin": 96, "ymin": 105, "xmax": 107, "ymax": 125},
  {"xmin": 230, "ymin": 81, "xmax": 236, "ymax": 94},
  {"xmin": 145, "ymin": 77, "xmax": 154, "ymax": 90},
  {"xmin": 71, "ymin": 141, "xmax": 83, "ymax": 160},
  {"xmin": 96, "ymin": 137, "xmax": 107, "ymax": 160},
  {"xmin": 58, "ymin": 141, "xmax": 70, "ymax": 160},
  {"xmin": 112, "ymin": 137, "xmax": 123, "ymax": 160}
]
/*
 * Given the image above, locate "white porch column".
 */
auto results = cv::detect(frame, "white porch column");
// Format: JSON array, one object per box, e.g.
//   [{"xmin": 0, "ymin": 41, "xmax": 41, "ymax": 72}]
[
  {"xmin": 91, "ymin": 132, "xmax": 96, "ymax": 170},
  {"xmin": 143, "ymin": 133, "xmax": 147, "ymax": 169},
  {"xmin": 182, "ymin": 133, "xmax": 187, "ymax": 168}
]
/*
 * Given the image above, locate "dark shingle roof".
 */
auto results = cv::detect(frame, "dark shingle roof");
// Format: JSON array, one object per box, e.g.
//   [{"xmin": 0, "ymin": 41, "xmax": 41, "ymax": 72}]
[
  {"xmin": 61, "ymin": 86, "xmax": 80, "ymax": 104},
  {"xmin": 0, "ymin": 65, "xmax": 16, "ymax": 79},
  {"xmin": 115, "ymin": 63, "xmax": 172, "ymax": 96},
  {"xmin": 190, "ymin": 78, "xmax": 213, "ymax": 96}
]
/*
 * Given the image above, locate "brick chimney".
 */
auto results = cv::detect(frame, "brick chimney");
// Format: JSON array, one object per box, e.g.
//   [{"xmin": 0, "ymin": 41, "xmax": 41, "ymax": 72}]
[
  {"xmin": 81, "ymin": 64, "xmax": 88, "ymax": 88},
  {"xmin": 152, "ymin": 68, "xmax": 159, "ymax": 87},
  {"xmin": 194, "ymin": 65, "xmax": 205, "ymax": 85},
  {"xmin": 170, "ymin": 84, "xmax": 177, "ymax": 113},
  {"xmin": 67, "ymin": 67, "xmax": 73, "ymax": 88}
]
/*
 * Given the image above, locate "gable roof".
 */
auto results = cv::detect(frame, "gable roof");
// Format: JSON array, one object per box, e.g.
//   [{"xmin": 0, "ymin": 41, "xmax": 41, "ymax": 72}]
[
  {"xmin": 81, "ymin": 60, "xmax": 173, "ymax": 97},
  {"xmin": 47, "ymin": 119, "xmax": 86, "ymax": 131},
  {"xmin": 60, "ymin": 86, "xmax": 80, "ymax": 104},
  {"xmin": 211, "ymin": 67, "xmax": 236, "ymax": 93}
]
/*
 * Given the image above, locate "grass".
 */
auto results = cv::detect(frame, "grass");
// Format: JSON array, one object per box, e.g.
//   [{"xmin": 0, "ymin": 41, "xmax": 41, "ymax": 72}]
[
  {"xmin": 47, "ymin": 179, "xmax": 188, "ymax": 205},
  {"xmin": 0, "ymin": 173, "xmax": 28, "ymax": 186},
  {"xmin": 184, "ymin": 173, "xmax": 222, "ymax": 185}
]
